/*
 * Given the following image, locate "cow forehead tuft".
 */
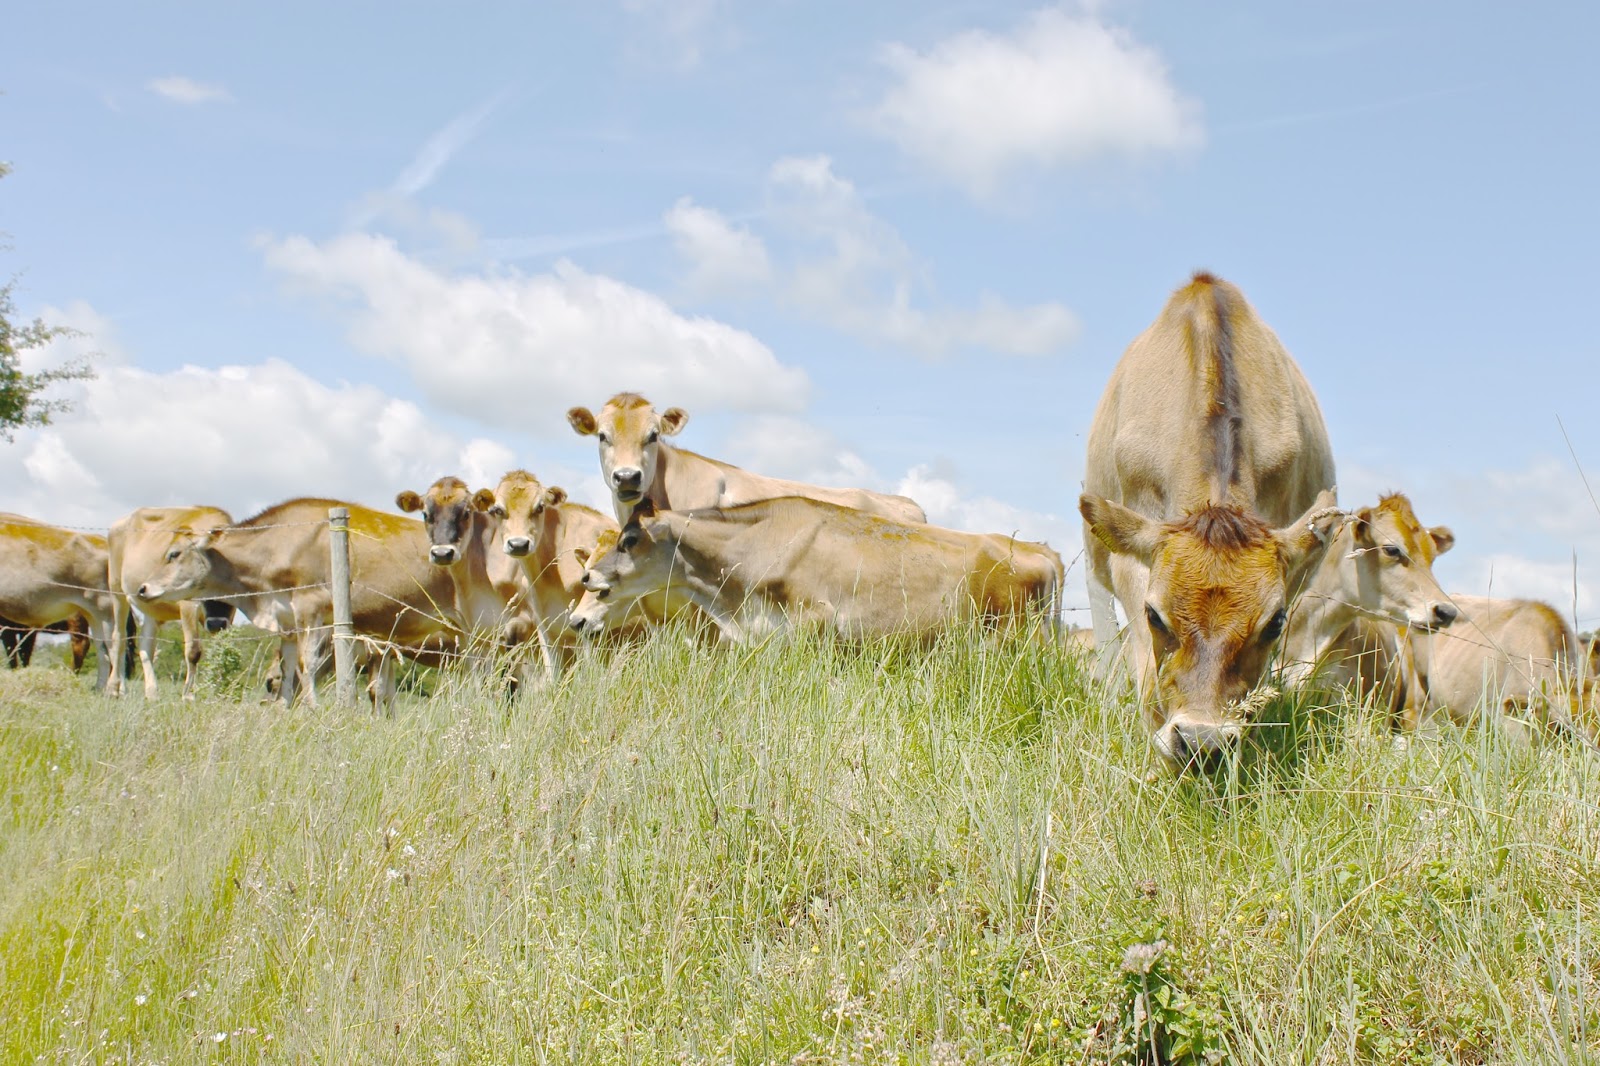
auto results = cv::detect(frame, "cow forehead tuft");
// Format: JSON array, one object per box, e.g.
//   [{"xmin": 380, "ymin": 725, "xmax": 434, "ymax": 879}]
[
  {"xmin": 603, "ymin": 391, "xmax": 653, "ymax": 412},
  {"xmin": 426, "ymin": 476, "xmax": 471, "ymax": 503},
  {"xmin": 1169, "ymin": 504, "xmax": 1272, "ymax": 552}
]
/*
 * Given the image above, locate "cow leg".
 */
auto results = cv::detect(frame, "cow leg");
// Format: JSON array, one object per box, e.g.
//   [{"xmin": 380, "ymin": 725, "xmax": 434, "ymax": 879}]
[
  {"xmin": 130, "ymin": 604, "xmax": 164, "ymax": 700},
  {"xmin": 298, "ymin": 626, "xmax": 332, "ymax": 707},
  {"xmin": 366, "ymin": 647, "xmax": 398, "ymax": 717},
  {"xmin": 90, "ymin": 611, "xmax": 116, "ymax": 693},
  {"xmin": 177, "ymin": 601, "xmax": 205, "ymax": 701},
  {"xmin": 16, "ymin": 627, "xmax": 39, "ymax": 669},
  {"xmin": 107, "ymin": 597, "xmax": 134, "ymax": 697},
  {"xmin": 276, "ymin": 638, "xmax": 302, "ymax": 706}
]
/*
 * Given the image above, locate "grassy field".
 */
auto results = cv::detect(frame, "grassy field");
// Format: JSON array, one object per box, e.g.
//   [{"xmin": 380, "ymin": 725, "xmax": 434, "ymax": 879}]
[{"xmin": 2, "ymin": 624, "xmax": 1598, "ymax": 1064}]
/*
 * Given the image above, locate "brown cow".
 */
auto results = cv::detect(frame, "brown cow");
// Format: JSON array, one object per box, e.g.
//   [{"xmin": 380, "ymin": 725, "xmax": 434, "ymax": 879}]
[
  {"xmin": 1080, "ymin": 272, "xmax": 1343, "ymax": 771},
  {"xmin": 1, "ymin": 613, "xmax": 92, "ymax": 671},
  {"xmin": 1276, "ymin": 493, "xmax": 1458, "ymax": 691},
  {"xmin": 107, "ymin": 505, "xmax": 237, "ymax": 699},
  {"xmin": 395, "ymin": 476, "xmax": 538, "ymax": 686},
  {"xmin": 567, "ymin": 393, "xmax": 927, "ymax": 525},
  {"xmin": 482, "ymin": 469, "xmax": 650, "ymax": 672},
  {"xmin": 569, "ymin": 498, "xmax": 1061, "ymax": 644},
  {"xmin": 0, "ymin": 514, "xmax": 119, "ymax": 690},
  {"xmin": 1406, "ymin": 596, "xmax": 1593, "ymax": 743},
  {"xmin": 135, "ymin": 499, "xmax": 459, "ymax": 710}
]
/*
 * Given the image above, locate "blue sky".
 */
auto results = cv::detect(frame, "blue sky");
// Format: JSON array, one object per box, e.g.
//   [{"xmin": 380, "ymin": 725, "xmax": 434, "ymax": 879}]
[{"xmin": 4, "ymin": 1, "xmax": 1598, "ymax": 622}]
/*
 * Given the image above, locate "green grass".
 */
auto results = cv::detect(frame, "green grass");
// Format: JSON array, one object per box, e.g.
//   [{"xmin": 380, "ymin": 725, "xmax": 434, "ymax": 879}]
[{"xmin": 1, "ymin": 624, "xmax": 1597, "ymax": 1064}]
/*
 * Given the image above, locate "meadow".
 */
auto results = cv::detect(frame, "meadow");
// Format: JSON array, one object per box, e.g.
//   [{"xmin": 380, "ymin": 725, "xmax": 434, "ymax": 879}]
[{"xmin": 2, "ymin": 624, "xmax": 1597, "ymax": 1064}]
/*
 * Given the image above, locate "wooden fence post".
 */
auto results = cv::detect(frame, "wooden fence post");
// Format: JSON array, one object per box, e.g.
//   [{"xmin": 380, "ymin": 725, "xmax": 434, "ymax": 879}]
[{"xmin": 328, "ymin": 507, "xmax": 356, "ymax": 706}]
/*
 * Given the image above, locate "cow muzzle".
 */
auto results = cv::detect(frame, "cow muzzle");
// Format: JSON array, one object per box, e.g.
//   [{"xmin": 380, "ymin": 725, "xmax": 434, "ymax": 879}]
[
  {"xmin": 136, "ymin": 582, "xmax": 161, "ymax": 601},
  {"xmin": 503, "ymin": 537, "xmax": 532, "ymax": 557},
  {"xmin": 1407, "ymin": 601, "xmax": 1459, "ymax": 632},
  {"xmin": 612, "ymin": 467, "xmax": 643, "ymax": 500},
  {"xmin": 428, "ymin": 545, "xmax": 458, "ymax": 565},
  {"xmin": 1155, "ymin": 715, "xmax": 1243, "ymax": 774}
]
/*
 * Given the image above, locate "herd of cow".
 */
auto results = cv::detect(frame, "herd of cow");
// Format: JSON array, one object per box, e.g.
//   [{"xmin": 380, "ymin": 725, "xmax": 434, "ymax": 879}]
[{"xmin": 2, "ymin": 271, "xmax": 1595, "ymax": 772}]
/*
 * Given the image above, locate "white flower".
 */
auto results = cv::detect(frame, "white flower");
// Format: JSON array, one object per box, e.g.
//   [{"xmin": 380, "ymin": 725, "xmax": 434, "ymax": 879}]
[{"xmin": 212, "ymin": 1031, "xmax": 228, "ymax": 1043}]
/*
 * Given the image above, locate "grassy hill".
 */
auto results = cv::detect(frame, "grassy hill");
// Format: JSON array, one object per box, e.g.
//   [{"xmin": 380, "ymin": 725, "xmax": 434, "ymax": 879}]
[{"xmin": 1, "ymin": 625, "xmax": 1596, "ymax": 1063}]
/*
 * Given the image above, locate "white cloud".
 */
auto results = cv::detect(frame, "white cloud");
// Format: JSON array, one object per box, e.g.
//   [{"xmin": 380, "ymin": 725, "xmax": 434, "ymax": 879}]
[
  {"xmin": 720, "ymin": 416, "xmax": 882, "ymax": 491},
  {"xmin": 350, "ymin": 88, "xmax": 511, "ymax": 234},
  {"xmin": 260, "ymin": 232, "xmax": 809, "ymax": 432},
  {"xmin": 870, "ymin": 5, "xmax": 1203, "ymax": 198},
  {"xmin": 667, "ymin": 156, "xmax": 1079, "ymax": 358},
  {"xmin": 146, "ymin": 76, "xmax": 232, "ymax": 105},
  {"xmin": 664, "ymin": 197, "xmax": 772, "ymax": 294},
  {"xmin": 0, "ymin": 356, "xmax": 513, "ymax": 530}
]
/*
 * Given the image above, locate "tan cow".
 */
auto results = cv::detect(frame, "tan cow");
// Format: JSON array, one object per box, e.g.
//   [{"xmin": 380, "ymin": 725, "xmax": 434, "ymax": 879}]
[
  {"xmin": 567, "ymin": 393, "xmax": 927, "ymax": 525},
  {"xmin": 395, "ymin": 477, "xmax": 539, "ymax": 687},
  {"xmin": 482, "ymin": 469, "xmax": 654, "ymax": 671},
  {"xmin": 107, "ymin": 505, "xmax": 238, "ymax": 699},
  {"xmin": 0, "ymin": 514, "xmax": 118, "ymax": 690},
  {"xmin": 134, "ymin": 498, "xmax": 459, "ymax": 710},
  {"xmin": 1405, "ymin": 596, "xmax": 1593, "ymax": 743},
  {"xmin": 1276, "ymin": 493, "xmax": 1458, "ymax": 691},
  {"xmin": 1, "ymin": 613, "xmax": 92, "ymax": 671},
  {"xmin": 1080, "ymin": 272, "xmax": 1344, "ymax": 771},
  {"xmin": 568, "ymin": 498, "xmax": 1062, "ymax": 644}
]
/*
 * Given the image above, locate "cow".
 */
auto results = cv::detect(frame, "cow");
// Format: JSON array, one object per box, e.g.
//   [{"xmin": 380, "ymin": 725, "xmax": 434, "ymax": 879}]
[
  {"xmin": 1079, "ymin": 272, "xmax": 1344, "ymax": 771},
  {"xmin": 567, "ymin": 393, "xmax": 927, "ymax": 525},
  {"xmin": 1276, "ymin": 493, "xmax": 1459, "ymax": 694},
  {"xmin": 133, "ymin": 498, "xmax": 459, "ymax": 711},
  {"xmin": 1405, "ymin": 596, "xmax": 1594, "ymax": 744},
  {"xmin": 568, "ymin": 498, "xmax": 1062, "ymax": 645},
  {"xmin": 106, "ymin": 506, "xmax": 239, "ymax": 699},
  {"xmin": 394, "ymin": 477, "xmax": 538, "ymax": 687},
  {"xmin": 0, "ymin": 514, "xmax": 119, "ymax": 690},
  {"xmin": 479, "ymin": 469, "xmax": 655, "ymax": 673}
]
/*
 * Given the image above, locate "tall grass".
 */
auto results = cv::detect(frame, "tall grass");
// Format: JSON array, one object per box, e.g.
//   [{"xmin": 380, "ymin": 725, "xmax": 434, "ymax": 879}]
[{"xmin": 1, "ymin": 624, "xmax": 1596, "ymax": 1064}]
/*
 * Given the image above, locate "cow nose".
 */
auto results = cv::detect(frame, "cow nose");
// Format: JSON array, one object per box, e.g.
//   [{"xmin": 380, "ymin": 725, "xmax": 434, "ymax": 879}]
[
  {"xmin": 136, "ymin": 583, "xmax": 152, "ymax": 599},
  {"xmin": 1170, "ymin": 718, "xmax": 1242, "ymax": 769},
  {"xmin": 570, "ymin": 615, "xmax": 588, "ymax": 634},
  {"xmin": 429, "ymin": 545, "xmax": 457, "ymax": 565},
  {"xmin": 504, "ymin": 537, "xmax": 531, "ymax": 557},
  {"xmin": 1431, "ymin": 603, "xmax": 1459, "ymax": 629},
  {"xmin": 613, "ymin": 467, "xmax": 642, "ymax": 489}
]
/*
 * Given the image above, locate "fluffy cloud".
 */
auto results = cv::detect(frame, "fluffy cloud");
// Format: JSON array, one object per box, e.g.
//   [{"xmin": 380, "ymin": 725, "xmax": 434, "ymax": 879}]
[
  {"xmin": 146, "ymin": 76, "xmax": 232, "ymax": 105},
  {"xmin": 869, "ymin": 5, "xmax": 1203, "ymax": 198},
  {"xmin": 1, "ymin": 345, "xmax": 513, "ymax": 530},
  {"xmin": 664, "ymin": 197, "xmax": 772, "ymax": 294},
  {"xmin": 665, "ymin": 156, "xmax": 1079, "ymax": 358},
  {"xmin": 260, "ymin": 233, "xmax": 809, "ymax": 433}
]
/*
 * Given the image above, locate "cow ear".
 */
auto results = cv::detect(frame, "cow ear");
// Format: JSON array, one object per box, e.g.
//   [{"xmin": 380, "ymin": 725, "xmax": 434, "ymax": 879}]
[
  {"xmin": 1427, "ymin": 526, "xmax": 1455, "ymax": 556},
  {"xmin": 471, "ymin": 489, "xmax": 497, "ymax": 513},
  {"xmin": 573, "ymin": 547, "xmax": 591, "ymax": 567},
  {"xmin": 1276, "ymin": 490, "xmax": 1341, "ymax": 589},
  {"xmin": 1351, "ymin": 506, "xmax": 1374, "ymax": 546},
  {"xmin": 1079, "ymin": 495, "xmax": 1161, "ymax": 566},
  {"xmin": 659, "ymin": 407, "xmax": 689, "ymax": 436},
  {"xmin": 567, "ymin": 407, "xmax": 598, "ymax": 436},
  {"xmin": 396, "ymin": 491, "xmax": 423, "ymax": 513},
  {"xmin": 539, "ymin": 486, "xmax": 568, "ymax": 510}
]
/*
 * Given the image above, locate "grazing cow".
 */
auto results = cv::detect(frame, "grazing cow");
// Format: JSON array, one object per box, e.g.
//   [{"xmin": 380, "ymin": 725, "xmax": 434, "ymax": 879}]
[
  {"xmin": 1406, "ymin": 596, "xmax": 1593, "ymax": 743},
  {"xmin": 567, "ymin": 393, "xmax": 927, "ymax": 525},
  {"xmin": 1276, "ymin": 493, "xmax": 1458, "ymax": 692},
  {"xmin": 394, "ymin": 476, "xmax": 538, "ymax": 684},
  {"xmin": 568, "ymin": 498, "xmax": 1062, "ymax": 644},
  {"xmin": 134, "ymin": 499, "xmax": 459, "ymax": 711},
  {"xmin": 1080, "ymin": 272, "xmax": 1343, "ymax": 771},
  {"xmin": 107, "ymin": 506, "xmax": 239, "ymax": 699},
  {"xmin": 0, "ymin": 514, "xmax": 119, "ymax": 690}
]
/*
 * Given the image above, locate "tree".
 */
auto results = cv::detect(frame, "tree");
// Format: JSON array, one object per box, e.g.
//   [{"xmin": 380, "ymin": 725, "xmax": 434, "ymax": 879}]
[{"xmin": 0, "ymin": 161, "xmax": 94, "ymax": 440}]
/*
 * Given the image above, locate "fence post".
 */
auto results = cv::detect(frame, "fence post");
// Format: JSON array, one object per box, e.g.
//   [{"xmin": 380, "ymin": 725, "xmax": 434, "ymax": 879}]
[{"xmin": 328, "ymin": 507, "xmax": 356, "ymax": 706}]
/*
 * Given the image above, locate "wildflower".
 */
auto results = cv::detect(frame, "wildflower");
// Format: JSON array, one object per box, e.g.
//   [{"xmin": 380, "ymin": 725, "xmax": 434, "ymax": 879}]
[
  {"xmin": 212, "ymin": 1032, "xmax": 227, "ymax": 1043},
  {"xmin": 134, "ymin": 994, "xmax": 147, "ymax": 1007},
  {"xmin": 402, "ymin": 844, "xmax": 417, "ymax": 858},
  {"xmin": 1121, "ymin": 939, "xmax": 1169, "ymax": 975}
]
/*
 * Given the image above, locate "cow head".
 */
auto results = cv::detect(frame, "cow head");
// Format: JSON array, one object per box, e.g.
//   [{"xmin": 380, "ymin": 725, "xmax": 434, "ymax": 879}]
[
  {"xmin": 1080, "ymin": 491, "xmax": 1341, "ymax": 773},
  {"xmin": 567, "ymin": 393, "xmax": 688, "ymax": 509},
  {"xmin": 569, "ymin": 514, "xmax": 672, "ymax": 636},
  {"xmin": 396, "ymin": 477, "xmax": 496, "ymax": 566},
  {"xmin": 1332, "ymin": 494, "xmax": 1457, "ymax": 630},
  {"xmin": 135, "ymin": 528, "xmax": 230, "ymax": 603},
  {"xmin": 486, "ymin": 470, "xmax": 568, "ymax": 558}
]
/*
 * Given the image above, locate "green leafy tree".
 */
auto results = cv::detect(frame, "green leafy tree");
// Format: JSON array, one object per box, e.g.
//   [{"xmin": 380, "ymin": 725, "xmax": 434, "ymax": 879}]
[{"xmin": 0, "ymin": 160, "xmax": 94, "ymax": 440}]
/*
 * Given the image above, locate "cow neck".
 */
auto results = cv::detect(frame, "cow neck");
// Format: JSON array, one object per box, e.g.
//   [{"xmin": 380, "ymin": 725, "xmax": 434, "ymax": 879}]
[
  {"xmin": 642, "ymin": 442, "xmax": 681, "ymax": 513},
  {"xmin": 1280, "ymin": 518, "xmax": 1360, "ymax": 682},
  {"xmin": 663, "ymin": 512, "xmax": 752, "ymax": 603}
]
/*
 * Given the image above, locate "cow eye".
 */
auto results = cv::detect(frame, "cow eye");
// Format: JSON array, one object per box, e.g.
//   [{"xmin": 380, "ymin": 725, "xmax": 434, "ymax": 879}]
[
  {"xmin": 597, "ymin": 586, "xmax": 611, "ymax": 600},
  {"xmin": 1261, "ymin": 608, "xmax": 1288, "ymax": 641},
  {"xmin": 597, "ymin": 432, "xmax": 610, "ymax": 445},
  {"xmin": 1381, "ymin": 544, "xmax": 1405, "ymax": 562},
  {"xmin": 1144, "ymin": 604, "xmax": 1170, "ymax": 638},
  {"xmin": 645, "ymin": 430, "xmax": 659, "ymax": 444},
  {"xmin": 165, "ymin": 548, "xmax": 181, "ymax": 562}
]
